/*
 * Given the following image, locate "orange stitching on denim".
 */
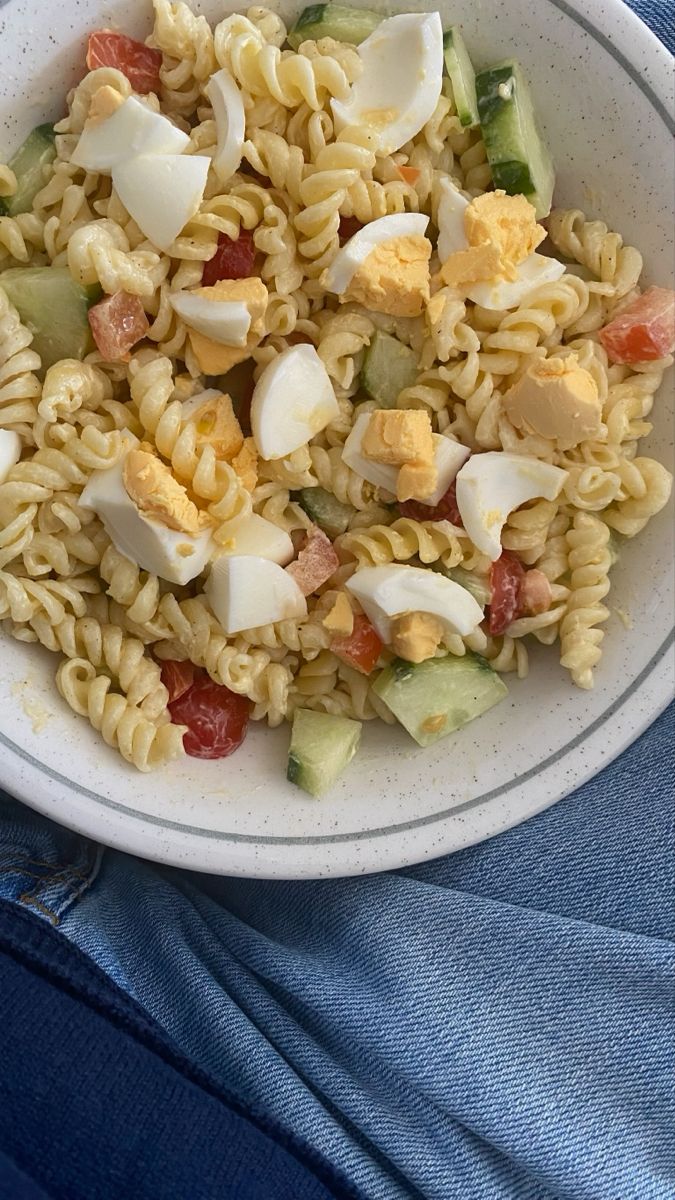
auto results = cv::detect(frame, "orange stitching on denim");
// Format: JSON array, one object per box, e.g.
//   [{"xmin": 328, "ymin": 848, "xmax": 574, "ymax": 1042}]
[
  {"xmin": 17, "ymin": 892, "xmax": 60, "ymax": 925},
  {"xmin": 0, "ymin": 850, "xmax": 92, "ymax": 880},
  {"xmin": 0, "ymin": 865, "xmax": 91, "ymax": 893}
]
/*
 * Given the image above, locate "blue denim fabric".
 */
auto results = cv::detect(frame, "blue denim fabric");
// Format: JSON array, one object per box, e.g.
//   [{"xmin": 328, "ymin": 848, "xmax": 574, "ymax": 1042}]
[{"xmin": 1, "ymin": 701, "xmax": 673, "ymax": 1200}]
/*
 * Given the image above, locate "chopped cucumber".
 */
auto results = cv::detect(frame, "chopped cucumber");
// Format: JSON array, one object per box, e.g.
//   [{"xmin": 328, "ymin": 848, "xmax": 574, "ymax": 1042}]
[
  {"xmin": 287, "ymin": 708, "xmax": 362, "ymax": 797},
  {"xmin": 373, "ymin": 653, "xmax": 507, "ymax": 747},
  {"xmin": 0, "ymin": 267, "xmax": 100, "ymax": 371},
  {"xmin": 447, "ymin": 565, "xmax": 491, "ymax": 607},
  {"xmin": 0, "ymin": 124, "xmax": 56, "ymax": 217},
  {"xmin": 361, "ymin": 330, "xmax": 419, "ymax": 409},
  {"xmin": 287, "ymin": 3, "xmax": 380, "ymax": 49},
  {"xmin": 296, "ymin": 486, "xmax": 354, "ymax": 538},
  {"xmin": 475, "ymin": 60, "xmax": 555, "ymax": 219},
  {"xmin": 443, "ymin": 28, "xmax": 479, "ymax": 128}
]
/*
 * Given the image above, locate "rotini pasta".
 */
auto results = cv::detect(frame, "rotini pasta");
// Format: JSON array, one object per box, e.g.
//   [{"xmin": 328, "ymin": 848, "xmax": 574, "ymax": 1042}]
[{"xmin": 0, "ymin": 0, "xmax": 671, "ymax": 779}]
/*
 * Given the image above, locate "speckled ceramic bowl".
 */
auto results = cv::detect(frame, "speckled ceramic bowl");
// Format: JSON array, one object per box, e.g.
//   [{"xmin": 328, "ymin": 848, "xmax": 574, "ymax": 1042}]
[{"xmin": 0, "ymin": 0, "xmax": 673, "ymax": 877}]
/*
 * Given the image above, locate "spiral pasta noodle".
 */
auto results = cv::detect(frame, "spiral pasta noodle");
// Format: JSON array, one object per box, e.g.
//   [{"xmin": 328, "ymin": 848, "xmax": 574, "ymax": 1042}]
[
  {"xmin": 559, "ymin": 513, "xmax": 612, "ymax": 689},
  {"xmin": 0, "ymin": 0, "xmax": 671, "ymax": 774},
  {"xmin": 56, "ymin": 657, "xmax": 185, "ymax": 769}
]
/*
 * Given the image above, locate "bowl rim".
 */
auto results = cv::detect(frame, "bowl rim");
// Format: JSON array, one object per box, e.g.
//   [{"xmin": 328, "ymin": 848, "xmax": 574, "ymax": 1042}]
[{"xmin": 0, "ymin": 0, "xmax": 673, "ymax": 877}]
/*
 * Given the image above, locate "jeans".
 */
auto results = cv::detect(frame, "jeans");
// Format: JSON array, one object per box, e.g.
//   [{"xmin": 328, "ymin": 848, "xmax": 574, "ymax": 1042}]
[{"xmin": 1, "ymin": 700, "xmax": 673, "ymax": 1200}]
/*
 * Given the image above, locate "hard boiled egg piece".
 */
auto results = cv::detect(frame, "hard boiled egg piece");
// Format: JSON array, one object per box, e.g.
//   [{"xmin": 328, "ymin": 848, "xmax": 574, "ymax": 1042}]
[
  {"xmin": 322, "ymin": 213, "xmax": 429, "ymax": 296},
  {"xmin": 80, "ymin": 438, "xmax": 213, "ymax": 586},
  {"xmin": 346, "ymin": 563, "xmax": 484, "ymax": 643},
  {"xmin": 418, "ymin": 435, "xmax": 471, "ymax": 507},
  {"xmin": 342, "ymin": 413, "xmax": 469, "ymax": 503},
  {"xmin": 251, "ymin": 344, "xmax": 339, "ymax": 460},
  {"xmin": 342, "ymin": 411, "xmax": 399, "ymax": 493},
  {"xmin": 436, "ymin": 178, "xmax": 469, "ymax": 262},
  {"xmin": 72, "ymin": 94, "xmax": 190, "ymax": 173},
  {"xmin": 0, "ymin": 428, "xmax": 21, "ymax": 483},
  {"xmin": 215, "ymin": 513, "xmax": 294, "ymax": 565},
  {"xmin": 331, "ymin": 13, "xmax": 444, "ymax": 155},
  {"xmin": 112, "ymin": 154, "xmax": 210, "ymax": 252},
  {"xmin": 206, "ymin": 555, "xmax": 307, "ymax": 634},
  {"xmin": 206, "ymin": 68, "xmax": 245, "ymax": 184},
  {"xmin": 466, "ymin": 253, "xmax": 566, "ymax": 310},
  {"xmin": 169, "ymin": 291, "xmax": 251, "ymax": 347},
  {"xmin": 456, "ymin": 451, "xmax": 568, "ymax": 561}
]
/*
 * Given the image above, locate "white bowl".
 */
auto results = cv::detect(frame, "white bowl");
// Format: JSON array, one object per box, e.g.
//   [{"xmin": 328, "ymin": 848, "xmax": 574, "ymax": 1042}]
[{"xmin": 0, "ymin": 0, "xmax": 673, "ymax": 877}]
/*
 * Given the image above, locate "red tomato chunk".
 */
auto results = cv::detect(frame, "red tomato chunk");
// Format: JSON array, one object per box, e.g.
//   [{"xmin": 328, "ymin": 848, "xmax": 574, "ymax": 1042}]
[
  {"xmin": 86, "ymin": 31, "xmax": 162, "ymax": 95},
  {"xmin": 331, "ymin": 614, "xmax": 383, "ymax": 676},
  {"xmin": 160, "ymin": 659, "xmax": 197, "ymax": 704},
  {"xmin": 488, "ymin": 551, "xmax": 526, "ymax": 636},
  {"xmin": 287, "ymin": 527, "xmax": 339, "ymax": 596},
  {"xmin": 399, "ymin": 480, "xmax": 462, "ymax": 525},
  {"xmin": 202, "ymin": 230, "xmax": 256, "ymax": 286},
  {"xmin": 88, "ymin": 291, "xmax": 149, "ymax": 362},
  {"xmin": 599, "ymin": 286, "xmax": 675, "ymax": 364},
  {"xmin": 169, "ymin": 677, "xmax": 251, "ymax": 759}
]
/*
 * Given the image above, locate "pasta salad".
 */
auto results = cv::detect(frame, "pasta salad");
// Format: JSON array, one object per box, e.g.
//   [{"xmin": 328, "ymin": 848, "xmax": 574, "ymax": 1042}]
[{"xmin": 0, "ymin": 1, "xmax": 673, "ymax": 793}]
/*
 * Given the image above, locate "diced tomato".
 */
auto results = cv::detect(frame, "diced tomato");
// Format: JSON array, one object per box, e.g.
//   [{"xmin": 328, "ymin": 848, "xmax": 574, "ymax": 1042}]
[
  {"xmin": 86, "ymin": 31, "xmax": 162, "ymax": 95},
  {"xmin": 88, "ymin": 291, "xmax": 149, "ymax": 362},
  {"xmin": 202, "ymin": 230, "xmax": 256, "ymax": 286},
  {"xmin": 339, "ymin": 216, "xmax": 363, "ymax": 244},
  {"xmin": 287, "ymin": 526, "xmax": 339, "ymax": 596},
  {"xmin": 488, "ymin": 551, "xmax": 526, "ymax": 636},
  {"xmin": 331, "ymin": 614, "xmax": 383, "ymax": 676},
  {"xmin": 169, "ymin": 677, "xmax": 251, "ymax": 759},
  {"xmin": 598, "ymin": 286, "xmax": 675, "ymax": 364},
  {"xmin": 519, "ymin": 569, "xmax": 552, "ymax": 617},
  {"xmin": 160, "ymin": 659, "xmax": 198, "ymax": 704},
  {"xmin": 397, "ymin": 165, "xmax": 420, "ymax": 185},
  {"xmin": 399, "ymin": 480, "xmax": 462, "ymax": 525}
]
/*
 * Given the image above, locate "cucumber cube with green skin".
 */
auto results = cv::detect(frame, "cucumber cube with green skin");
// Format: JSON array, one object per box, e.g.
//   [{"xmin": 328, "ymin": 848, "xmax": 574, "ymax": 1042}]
[
  {"xmin": 296, "ymin": 486, "xmax": 354, "ymax": 538},
  {"xmin": 0, "ymin": 267, "xmax": 101, "ymax": 371},
  {"xmin": 443, "ymin": 28, "xmax": 479, "ymax": 128},
  {"xmin": 373, "ymin": 653, "xmax": 507, "ymax": 747},
  {"xmin": 0, "ymin": 124, "xmax": 56, "ymax": 217},
  {"xmin": 287, "ymin": 708, "xmax": 362, "ymax": 797},
  {"xmin": 475, "ymin": 60, "xmax": 555, "ymax": 218},
  {"xmin": 287, "ymin": 3, "xmax": 380, "ymax": 50},
  {"xmin": 446, "ymin": 565, "xmax": 491, "ymax": 607},
  {"xmin": 361, "ymin": 330, "xmax": 419, "ymax": 409}
]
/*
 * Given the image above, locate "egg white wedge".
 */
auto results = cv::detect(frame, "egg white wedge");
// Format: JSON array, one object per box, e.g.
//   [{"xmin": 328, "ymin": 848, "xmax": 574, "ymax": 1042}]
[
  {"xmin": 215, "ymin": 513, "xmax": 294, "ymax": 565},
  {"xmin": 112, "ymin": 154, "xmax": 210, "ymax": 252},
  {"xmin": 206, "ymin": 555, "xmax": 307, "ymax": 635},
  {"xmin": 206, "ymin": 68, "xmax": 245, "ymax": 185},
  {"xmin": 346, "ymin": 563, "xmax": 484, "ymax": 643},
  {"xmin": 80, "ymin": 437, "xmax": 213, "ymax": 586},
  {"xmin": 342, "ymin": 412, "xmax": 399, "ymax": 493},
  {"xmin": 342, "ymin": 414, "xmax": 470, "ymax": 503},
  {"xmin": 419, "ymin": 435, "xmax": 472, "ymax": 507},
  {"xmin": 465, "ymin": 253, "xmax": 566, "ymax": 310},
  {"xmin": 436, "ymin": 178, "xmax": 470, "ymax": 262},
  {"xmin": 0, "ymin": 428, "xmax": 21, "ymax": 484},
  {"xmin": 71, "ymin": 96, "xmax": 190, "ymax": 173},
  {"xmin": 323, "ymin": 213, "xmax": 430, "ymax": 296},
  {"xmin": 435, "ymin": 182, "xmax": 565, "ymax": 307},
  {"xmin": 251, "ymin": 344, "xmax": 339, "ymax": 460},
  {"xmin": 331, "ymin": 13, "xmax": 444, "ymax": 155},
  {"xmin": 455, "ymin": 452, "xmax": 568, "ymax": 561},
  {"xmin": 169, "ymin": 291, "xmax": 251, "ymax": 347},
  {"xmin": 180, "ymin": 389, "xmax": 223, "ymax": 419}
]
